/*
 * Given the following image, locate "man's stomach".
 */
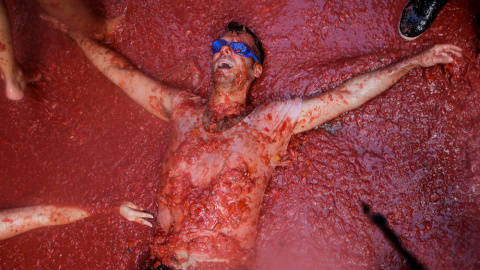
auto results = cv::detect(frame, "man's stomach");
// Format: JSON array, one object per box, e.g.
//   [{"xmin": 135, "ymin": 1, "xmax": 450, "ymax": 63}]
[{"xmin": 150, "ymin": 228, "xmax": 253, "ymax": 269}]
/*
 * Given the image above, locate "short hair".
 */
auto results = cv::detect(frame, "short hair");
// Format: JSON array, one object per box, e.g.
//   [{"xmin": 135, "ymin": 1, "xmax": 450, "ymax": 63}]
[{"xmin": 225, "ymin": 21, "xmax": 265, "ymax": 65}]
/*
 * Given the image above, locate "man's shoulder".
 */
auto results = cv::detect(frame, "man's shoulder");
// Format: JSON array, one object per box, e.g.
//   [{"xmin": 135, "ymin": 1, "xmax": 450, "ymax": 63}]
[
  {"xmin": 174, "ymin": 90, "xmax": 203, "ymax": 100},
  {"xmin": 251, "ymin": 97, "xmax": 303, "ymax": 117},
  {"xmin": 172, "ymin": 90, "xmax": 206, "ymax": 108},
  {"xmin": 246, "ymin": 97, "xmax": 303, "ymax": 130}
]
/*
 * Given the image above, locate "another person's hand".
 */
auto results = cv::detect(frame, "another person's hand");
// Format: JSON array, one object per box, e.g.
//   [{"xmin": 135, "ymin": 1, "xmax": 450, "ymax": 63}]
[
  {"xmin": 119, "ymin": 201, "xmax": 154, "ymax": 227},
  {"xmin": 39, "ymin": 13, "xmax": 69, "ymax": 33},
  {"xmin": 40, "ymin": 13, "xmax": 86, "ymax": 43},
  {"xmin": 414, "ymin": 44, "xmax": 462, "ymax": 68}
]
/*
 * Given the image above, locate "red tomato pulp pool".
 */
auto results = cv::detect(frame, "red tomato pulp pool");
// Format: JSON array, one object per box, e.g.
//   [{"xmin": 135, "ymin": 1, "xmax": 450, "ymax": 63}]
[{"xmin": 0, "ymin": 0, "xmax": 479, "ymax": 269}]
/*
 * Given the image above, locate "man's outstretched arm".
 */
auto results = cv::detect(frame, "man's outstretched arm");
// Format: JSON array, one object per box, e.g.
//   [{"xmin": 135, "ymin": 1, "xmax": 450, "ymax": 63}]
[
  {"xmin": 42, "ymin": 15, "xmax": 180, "ymax": 121},
  {"xmin": 293, "ymin": 44, "xmax": 462, "ymax": 134},
  {"xmin": 69, "ymin": 31, "xmax": 180, "ymax": 121}
]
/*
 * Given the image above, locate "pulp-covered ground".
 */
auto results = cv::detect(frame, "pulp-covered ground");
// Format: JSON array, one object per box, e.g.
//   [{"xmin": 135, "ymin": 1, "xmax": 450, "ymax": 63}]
[{"xmin": 0, "ymin": 0, "xmax": 479, "ymax": 269}]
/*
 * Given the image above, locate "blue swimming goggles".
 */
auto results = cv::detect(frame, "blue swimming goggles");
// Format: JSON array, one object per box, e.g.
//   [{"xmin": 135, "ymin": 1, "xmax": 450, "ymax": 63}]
[{"xmin": 211, "ymin": 39, "xmax": 259, "ymax": 63}]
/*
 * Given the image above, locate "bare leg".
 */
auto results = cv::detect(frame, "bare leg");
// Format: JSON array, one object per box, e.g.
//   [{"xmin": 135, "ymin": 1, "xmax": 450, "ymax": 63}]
[
  {"xmin": 0, "ymin": 205, "xmax": 90, "ymax": 240},
  {"xmin": 0, "ymin": 0, "xmax": 40, "ymax": 100},
  {"xmin": 36, "ymin": 0, "xmax": 124, "ymax": 40}
]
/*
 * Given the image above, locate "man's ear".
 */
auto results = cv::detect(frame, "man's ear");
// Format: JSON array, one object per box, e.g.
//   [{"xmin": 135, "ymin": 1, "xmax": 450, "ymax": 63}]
[{"xmin": 253, "ymin": 62, "xmax": 263, "ymax": 78}]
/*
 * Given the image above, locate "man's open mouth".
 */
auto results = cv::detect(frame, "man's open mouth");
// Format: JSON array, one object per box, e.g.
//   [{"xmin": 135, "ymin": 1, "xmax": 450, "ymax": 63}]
[{"xmin": 218, "ymin": 61, "xmax": 232, "ymax": 69}]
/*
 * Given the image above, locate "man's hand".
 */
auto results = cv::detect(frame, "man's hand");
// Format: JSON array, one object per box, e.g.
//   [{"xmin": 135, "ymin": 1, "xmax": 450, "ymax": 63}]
[
  {"xmin": 119, "ymin": 201, "xmax": 154, "ymax": 227},
  {"xmin": 414, "ymin": 44, "xmax": 462, "ymax": 68}
]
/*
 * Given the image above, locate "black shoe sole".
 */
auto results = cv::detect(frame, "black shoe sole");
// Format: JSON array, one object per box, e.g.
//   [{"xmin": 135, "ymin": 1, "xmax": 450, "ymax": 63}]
[{"xmin": 398, "ymin": 0, "xmax": 450, "ymax": 41}]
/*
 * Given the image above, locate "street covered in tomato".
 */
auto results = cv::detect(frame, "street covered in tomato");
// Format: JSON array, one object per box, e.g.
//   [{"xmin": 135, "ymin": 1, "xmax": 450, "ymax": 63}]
[{"xmin": 0, "ymin": 0, "xmax": 479, "ymax": 269}]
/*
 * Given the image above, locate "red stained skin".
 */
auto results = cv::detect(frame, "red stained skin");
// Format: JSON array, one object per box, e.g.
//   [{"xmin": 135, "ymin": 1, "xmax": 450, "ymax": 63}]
[
  {"xmin": 1, "ymin": 218, "xmax": 13, "ymax": 223},
  {"xmin": 0, "ymin": 0, "xmax": 479, "ymax": 269},
  {"xmin": 150, "ymin": 91, "xmax": 301, "ymax": 269}
]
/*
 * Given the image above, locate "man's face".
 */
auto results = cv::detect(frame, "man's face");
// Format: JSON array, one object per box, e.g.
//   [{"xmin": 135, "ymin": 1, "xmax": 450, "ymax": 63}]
[{"xmin": 212, "ymin": 31, "xmax": 262, "ymax": 88}]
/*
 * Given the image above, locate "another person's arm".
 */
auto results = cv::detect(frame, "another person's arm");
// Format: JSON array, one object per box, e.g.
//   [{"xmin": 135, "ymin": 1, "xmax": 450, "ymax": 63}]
[
  {"xmin": 0, "ymin": 0, "xmax": 41, "ymax": 100},
  {"xmin": 293, "ymin": 44, "xmax": 462, "ymax": 133},
  {"xmin": 0, "ymin": 202, "xmax": 154, "ymax": 240},
  {"xmin": 0, "ymin": 205, "xmax": 89, "ymax": 240}
]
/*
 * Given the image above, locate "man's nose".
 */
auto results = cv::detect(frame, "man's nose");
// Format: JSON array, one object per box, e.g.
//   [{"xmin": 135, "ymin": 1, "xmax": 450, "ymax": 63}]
[{"xmin": 220, "ymin": 45, "xmax": 232, "ymax": 55}]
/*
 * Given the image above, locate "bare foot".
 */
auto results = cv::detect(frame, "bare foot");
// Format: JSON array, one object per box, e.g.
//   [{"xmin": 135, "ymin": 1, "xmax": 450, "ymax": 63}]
[
  {"xmin": 4, "ymin": 67, "xmax": 42, "ymax": 101},
  {"xmin": 119, "ymin": 201, "xmax": 154, "ymax": 227}
]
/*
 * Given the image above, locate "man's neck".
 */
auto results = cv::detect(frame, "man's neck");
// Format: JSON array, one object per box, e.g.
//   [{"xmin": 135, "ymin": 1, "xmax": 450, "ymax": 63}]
[
  {"xmin": 209, "ymin": 79, "xmax": 252, "ymax": 116},
  {"xmin": 208, "ymin": 93, "xmax": 246, "ymax": 117},
  {"xmin": 202, "ymin": 84, "xmax": 252, "ymax": 132}
]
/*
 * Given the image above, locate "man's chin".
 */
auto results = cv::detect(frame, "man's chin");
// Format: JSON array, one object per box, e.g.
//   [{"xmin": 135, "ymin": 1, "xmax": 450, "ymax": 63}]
[
  {"xmin": 213, "ymin": 70, "xmax": 234, "ymax": 83},
  {"xmin": 214, "ymin": 67, "xmax": 234, "ymax": 75}
]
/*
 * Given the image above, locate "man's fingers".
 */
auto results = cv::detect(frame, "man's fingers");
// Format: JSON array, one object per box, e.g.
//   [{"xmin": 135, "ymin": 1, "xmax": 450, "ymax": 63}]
[
  {"xmin": 446, "ymin": 44, "xmax": 462, "ymax": 52},
  {"xmin": 433, "ymin": 54, "xmax": 453, "ymax": 64},
  {"xmin": 119, "ymin": 202, "xmax": 154, "ymax": 227},
  {"xmin": 444, "ymin": 56, "xmax": 454, "ymax": 63},
  {"xmin": 122, "ymin": 201, "xmax": 143, "ymax": 211},
  {"xmin": 436, "ymin": 44, "xmax": 462, "ymax": 58},
  {"xmin": 440, "ymin": 52, "xmax": 454, "ymax": 61},
  {"xmin": 134, "ymin": 217, "xmax": 153, "ymax": 227},
  {"xmin": 435, "ymin": 44, "xmax": 462, "ymax": 51},
  {"xmin": 447, "ymin": 49, "xmax": 462, "ymax": 58},
  {"xmin": 126, "ymin": 208, "xmax": 153, "ymax": 219},
  {"xmin": 137, "ymin": 212, "xmax": 154, "ymax": 219},
  {"xmin": 441, "ymin": 49, "xmax": 462, "ymax": 58}
]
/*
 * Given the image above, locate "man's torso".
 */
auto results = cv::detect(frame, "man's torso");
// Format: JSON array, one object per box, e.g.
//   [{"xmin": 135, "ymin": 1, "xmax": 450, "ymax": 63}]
[{"xmin": 152, "ymin": 91, "xmax": 302, "ymax": 269}]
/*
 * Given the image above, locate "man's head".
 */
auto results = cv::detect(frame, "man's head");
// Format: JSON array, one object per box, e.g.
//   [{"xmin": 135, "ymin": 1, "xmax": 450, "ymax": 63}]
[
  {"xmin": 211, "ymin": 22, "xmax": 264, "ymax": 93},
  {"xmin": 222, "ymin": 21, "xmax": 265, "ymax": 65}
]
